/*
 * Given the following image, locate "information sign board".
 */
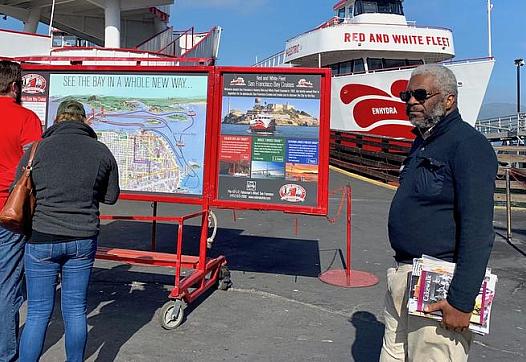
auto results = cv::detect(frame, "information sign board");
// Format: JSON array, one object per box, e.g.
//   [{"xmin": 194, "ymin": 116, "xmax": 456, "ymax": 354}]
[
  {"xmin": 21, "ymin": 66, "xmax": 213, "ymax": 202},
  {"xmin": 20, "ymin": 64, "xmax": 330, "ymax": 215},
  {"xmin": 211, "ymin": 67, "xmax": 331, "ymax": 215}
]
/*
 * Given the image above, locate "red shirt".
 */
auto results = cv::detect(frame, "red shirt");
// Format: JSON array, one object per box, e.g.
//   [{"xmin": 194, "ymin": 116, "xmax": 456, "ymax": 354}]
[{"xmin": 0, "ymin": 97, "xmax": 42, "ymax": 208}]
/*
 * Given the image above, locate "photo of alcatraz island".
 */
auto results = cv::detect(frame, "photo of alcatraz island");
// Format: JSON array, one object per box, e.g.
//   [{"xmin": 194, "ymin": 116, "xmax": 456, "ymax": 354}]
[{"xmin": 221, "ymin": 97, "xmax": 320, "ymax": 139}]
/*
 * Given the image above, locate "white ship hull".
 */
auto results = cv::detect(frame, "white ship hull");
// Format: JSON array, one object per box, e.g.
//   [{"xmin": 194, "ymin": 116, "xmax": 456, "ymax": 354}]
[{"xmin": 330, "ymin": 58, "xmax": 494, "ymax": 139}]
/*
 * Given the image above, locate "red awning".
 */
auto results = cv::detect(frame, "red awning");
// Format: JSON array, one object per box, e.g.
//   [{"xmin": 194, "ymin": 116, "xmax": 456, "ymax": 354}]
[{"xmin": 333, "ymin": 0, "xmax": 347, "ymax": 11}]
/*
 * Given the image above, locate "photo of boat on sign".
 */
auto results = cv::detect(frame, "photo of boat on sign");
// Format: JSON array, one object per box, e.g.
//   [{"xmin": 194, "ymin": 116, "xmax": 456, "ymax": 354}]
[
  {"xmin": 249, "ymin": 112, "xmax": 276, "ymax": 134},
  {"xmin": 221, "ymin": 96, "xmax": 320, "ymax": 139}
]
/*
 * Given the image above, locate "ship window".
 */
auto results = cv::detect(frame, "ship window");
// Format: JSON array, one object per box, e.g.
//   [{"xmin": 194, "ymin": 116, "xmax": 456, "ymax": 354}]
[
  {"xmin": 337, "ymin": 7, "xmax": 346, "ymax": 19},
  {"xmin": 52, "ymin": 37, "xmax": 63, "ymax": 47},
  {"xmin": 340, "ymin": 61, "xmax": 353, "ymax": 75},
  {"xmin": 367, "ymin": 58, "xmax": 383, "ymax": 71},
  {"xmin": 406, "ymin": 59, "xmax": 424, "ymax": 66},
  {"xmin": 354, "ymin": 1, "xmax": 404, "ymax": 16},
  {"xmin": 353, "ymin": 59, "xmax": 365, "ymax": 73},
  {"xmin": 383, "ymin": 59, "xmax": 406, "ymax": 69},
  {"xmin": 362, "ymin": 1, "xmax": 378, "ymax": 13}
]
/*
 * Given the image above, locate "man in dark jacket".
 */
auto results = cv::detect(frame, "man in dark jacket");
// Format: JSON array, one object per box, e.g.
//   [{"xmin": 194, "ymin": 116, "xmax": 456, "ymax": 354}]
[{"xmin": 380, "ymin": 64, "xmax": 497, "ymax": 361}]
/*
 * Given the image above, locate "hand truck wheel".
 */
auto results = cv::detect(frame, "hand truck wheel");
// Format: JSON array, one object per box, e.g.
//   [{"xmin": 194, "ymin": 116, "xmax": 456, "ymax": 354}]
[
  {"xmin": 217, "ymin": 265, "xmax": 232, "ymax": 291},
  {"xmin": 159, "ymin": 299, "xmax": 185, "ymax": 330}
]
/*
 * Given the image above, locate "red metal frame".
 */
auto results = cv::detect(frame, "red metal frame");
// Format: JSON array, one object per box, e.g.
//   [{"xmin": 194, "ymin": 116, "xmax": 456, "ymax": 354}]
[
  {"xmin": 319, "ymin": 186, "xmax": 379, "ymax": 288},
  {"xmin": 98, "ymin": 203, "xmax": 227, "ymax": 304},
  {"xmin": 209, "ymin": 66, "xmax": 331, "ymax": 216}
]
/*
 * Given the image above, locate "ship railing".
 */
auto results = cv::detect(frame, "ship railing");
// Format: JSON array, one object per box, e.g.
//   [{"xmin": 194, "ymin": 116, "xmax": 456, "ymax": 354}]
[
  {"xmin": 14, "ymin": 54, "xmax": 213, "ymax": 67},
  {"xmin": 253, "ymin": 50, "xmax": 287, "ymax": 68},
  {"xmin": 179, "ymin": 27, "xmax": 222, "ymax": 63},
  {"xmin": 135, "ymin": 25, "xmax": 221, "ymax": 64},
  {"xmin": 475, "ymin": 114, "xmax": 526, "ymax": 145},
  {"xmin": 158, "ymin": 27, "xmax": 196, "ymax": 57},
  {"xmin": 135, "ymin": 26, "xmax": 175, "ymax": 54},
  {"xmin": 476, "ymin": 114, "xmax": 523, "ymax": 132}
]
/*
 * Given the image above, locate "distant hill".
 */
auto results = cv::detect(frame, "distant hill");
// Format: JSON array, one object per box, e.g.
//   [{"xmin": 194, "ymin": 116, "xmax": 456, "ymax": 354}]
[{"xmin": 478, "ymin": 103, "xmax": 526, "ymax": 120}]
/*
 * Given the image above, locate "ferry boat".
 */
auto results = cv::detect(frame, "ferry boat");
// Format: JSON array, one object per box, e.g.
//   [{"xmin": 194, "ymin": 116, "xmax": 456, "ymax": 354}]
[
  {"xmin": 249, "ymin": 113, "xmax": 277, "ymax": 134},
  {"xmin": 255, "ymin": 0, "xmax": 494, "ymax": 139},
  {"xmin": 0, "ymin": 1, "xmax": 221, "ymax": 66}
]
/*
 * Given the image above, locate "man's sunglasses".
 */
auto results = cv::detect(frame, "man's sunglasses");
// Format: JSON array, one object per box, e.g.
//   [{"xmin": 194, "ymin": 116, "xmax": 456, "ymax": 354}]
[{"xmin": 399, "ymin": 89, "xmax": 440, "ymax": 103}]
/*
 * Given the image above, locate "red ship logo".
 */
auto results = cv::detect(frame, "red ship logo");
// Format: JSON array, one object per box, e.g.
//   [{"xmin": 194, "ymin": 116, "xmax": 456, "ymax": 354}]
[
  {"xmin": 279, "ymin": 184, "xmax": 306, "ymax": 203},
  {"xmin": 22, "ymin": 74, "xmax": 47, "ymax": 94},
  {"xmin": 339, "ymin": 80, "xmax": 415, "ymax": 139}
]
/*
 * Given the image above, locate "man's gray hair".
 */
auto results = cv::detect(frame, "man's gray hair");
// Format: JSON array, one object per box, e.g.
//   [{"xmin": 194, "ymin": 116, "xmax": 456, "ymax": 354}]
[{"xmin": 411, "ymin": 64, "xmax": 458, "ymax": 98}]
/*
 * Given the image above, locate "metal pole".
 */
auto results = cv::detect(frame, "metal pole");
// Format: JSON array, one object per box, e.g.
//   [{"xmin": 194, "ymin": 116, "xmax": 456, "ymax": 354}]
[
  {"xmin": 48, "ymin": 0, "xmax": 57, "ymax": 51},
  {"xmin": 518, "ymin": 62, "xmax": 522, "ymax": 114},
  {"xmin": 151, "ymin": 201, "xmax": 158, "ymax": 251},
  {"xmin": 487, "ymin": 0, "xmax": 492, "ymax": 58},
  {"xmin": 346, "ymin": 186, "xmax": 352, "ymax": 281},
  {"xmin": 505, "ymin": 168, "xmax": 512, "ymax": 241},
  {"xmin": 48, "ymin": 0, "xmax": 56, "ymax": 36}
]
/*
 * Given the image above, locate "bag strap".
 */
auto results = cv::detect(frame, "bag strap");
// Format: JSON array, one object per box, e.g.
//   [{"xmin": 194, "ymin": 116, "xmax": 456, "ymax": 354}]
[{"xmin": 25, "ymin": 140, "xmax": 41, "ymax": 170}]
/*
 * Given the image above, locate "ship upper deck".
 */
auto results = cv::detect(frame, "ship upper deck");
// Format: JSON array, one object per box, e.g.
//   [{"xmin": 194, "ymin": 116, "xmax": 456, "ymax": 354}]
[
  {"xmin": 284, "ymin": 18, "xmax": 455, "ymax": 67},
  {"xmin": 282, "ymin": 0, "xmax": 454, "ymax": 67}
]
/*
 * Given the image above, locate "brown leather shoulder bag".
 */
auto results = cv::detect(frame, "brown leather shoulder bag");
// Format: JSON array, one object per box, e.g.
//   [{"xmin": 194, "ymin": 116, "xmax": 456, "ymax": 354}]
[{"xmin": 0, "ymin": 141, "xmax": 41, "ymax": 235}]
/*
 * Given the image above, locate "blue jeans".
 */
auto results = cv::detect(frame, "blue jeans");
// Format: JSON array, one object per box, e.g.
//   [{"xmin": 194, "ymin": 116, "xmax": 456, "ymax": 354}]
[
  {"xmin": 19, "ymin": 238, "xmax": 97, "ymax": 362},
  {"xmin": 0, "ymin": 227, "xmax": 25, "ymax": 362}
]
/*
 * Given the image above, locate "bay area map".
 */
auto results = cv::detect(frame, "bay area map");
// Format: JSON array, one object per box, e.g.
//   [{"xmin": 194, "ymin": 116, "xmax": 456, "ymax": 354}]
[{"xmin": 47, "ymin": 73, "xmax": 209, "ymax": 196}]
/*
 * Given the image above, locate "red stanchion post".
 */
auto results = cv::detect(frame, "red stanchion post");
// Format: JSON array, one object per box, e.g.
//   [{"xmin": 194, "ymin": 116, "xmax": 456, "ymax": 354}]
[
  {"xmin": 346, "ymin": 186, "xmax": 352, "ymax": 281},
  {"xmin": 319, "ymin": 185, "xmax": 379, "ymax": 288}
]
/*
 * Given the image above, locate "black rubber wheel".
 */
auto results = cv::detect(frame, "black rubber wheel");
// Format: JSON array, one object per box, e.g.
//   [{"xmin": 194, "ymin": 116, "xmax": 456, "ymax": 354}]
[
  {"xmin": 159, "ymin": 300, "xmax": 184, "ymax": 330},
  {"xmin": 217, "ymin": 266, "xmax": 232, "ymax": 290}
]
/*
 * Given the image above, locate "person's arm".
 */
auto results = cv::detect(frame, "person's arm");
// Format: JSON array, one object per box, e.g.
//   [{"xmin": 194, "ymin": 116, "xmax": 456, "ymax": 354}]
[
  {"xmin": 448, "ymin": 134, "xmax": 497, "ymax": 311},
  {"xmin": 100, "ymin": 153, "xmax": 120, "ymax": 205},
  {"xmin": 20, "ymin": 112, "xmax": 42, "ymax": 151},
  {"xmin": 426, "ymin": 134, "xmax": 497, "ymax": 330}
]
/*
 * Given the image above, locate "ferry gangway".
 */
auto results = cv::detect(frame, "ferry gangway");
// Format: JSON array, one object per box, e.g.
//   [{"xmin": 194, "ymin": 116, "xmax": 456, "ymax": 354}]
[
  {"xmin": 475, "ymin": 114, "xmax": 526, "ymax": 145},
  {"xmin": 135, "ymin": 26, "xmax": 222, "ymax": 63}
]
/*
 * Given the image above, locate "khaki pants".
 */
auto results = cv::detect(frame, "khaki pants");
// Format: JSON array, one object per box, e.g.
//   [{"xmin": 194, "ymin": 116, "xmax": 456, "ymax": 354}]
[{"xmin": 379, "ymin": 264, "xmax": 473, "ymax": 362}]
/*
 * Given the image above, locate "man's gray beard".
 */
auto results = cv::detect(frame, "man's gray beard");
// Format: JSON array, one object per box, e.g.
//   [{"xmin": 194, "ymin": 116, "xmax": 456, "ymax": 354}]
[{"xmin": 410, "ymin": 102, "xmax": 446, "ymax": 129}]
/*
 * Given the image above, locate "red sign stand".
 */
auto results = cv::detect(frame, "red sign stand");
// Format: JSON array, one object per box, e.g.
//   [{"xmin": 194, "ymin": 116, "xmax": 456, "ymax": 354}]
[{"xmin": 319, "ymin": 186, "xmax": 379, "ymax": 288}]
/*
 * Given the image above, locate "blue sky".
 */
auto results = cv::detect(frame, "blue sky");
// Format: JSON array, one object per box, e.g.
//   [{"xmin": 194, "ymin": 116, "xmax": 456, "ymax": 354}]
[
  {"xmin": 170, "ymin": 0, "xmax": 526, "ymax": 107},
  {"xmin": 1, "ymin": 0, "xmax": 524, "ymax": 107}
]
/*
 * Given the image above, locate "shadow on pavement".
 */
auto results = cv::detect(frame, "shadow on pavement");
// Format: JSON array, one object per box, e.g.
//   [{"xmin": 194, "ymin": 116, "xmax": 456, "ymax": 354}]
[
  {"xmin": 349, "ymin": 311, "xmax": 385, "ymax": 362},
  {"xmin": 99, "ymin": 221, "xmax": 322, "ymax": 277}
]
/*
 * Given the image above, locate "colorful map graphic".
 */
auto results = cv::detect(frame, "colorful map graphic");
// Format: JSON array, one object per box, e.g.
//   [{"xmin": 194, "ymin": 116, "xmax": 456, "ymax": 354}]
[{"xmin": 47, "ymin": 73, "xmax": 208, "ymax": 195}]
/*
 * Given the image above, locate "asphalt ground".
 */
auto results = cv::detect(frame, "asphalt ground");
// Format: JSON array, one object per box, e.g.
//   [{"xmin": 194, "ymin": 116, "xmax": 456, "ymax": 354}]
[{"xmin": 19, "ymin": 168, "xmax": 526, "ymax": 361}]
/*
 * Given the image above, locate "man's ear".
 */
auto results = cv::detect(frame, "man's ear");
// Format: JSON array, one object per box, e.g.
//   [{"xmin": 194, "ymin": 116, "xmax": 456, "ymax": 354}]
[
  {"xmin": 11, "ymin": 81, "xmax": 22, "ymax": 103},
  {"xmin": 445, "ymin": 94, "xmax": 456, "ymax": 111},
  {"xmin": 10, "ymin": 81, "xmax": 19, "ymax": 95}
]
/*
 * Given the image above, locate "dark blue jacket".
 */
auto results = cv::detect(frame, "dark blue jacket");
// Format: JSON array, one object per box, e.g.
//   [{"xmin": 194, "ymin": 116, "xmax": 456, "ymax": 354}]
[{"xmin": 388, "ymin": 109, "xmax": 497, "ymax": 312}]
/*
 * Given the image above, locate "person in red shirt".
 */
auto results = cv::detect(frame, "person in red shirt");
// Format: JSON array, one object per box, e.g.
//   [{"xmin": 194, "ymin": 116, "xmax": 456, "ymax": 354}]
[{"xmin": 0, "ymin": 60, "xmax": 41, "ymax": 362}]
